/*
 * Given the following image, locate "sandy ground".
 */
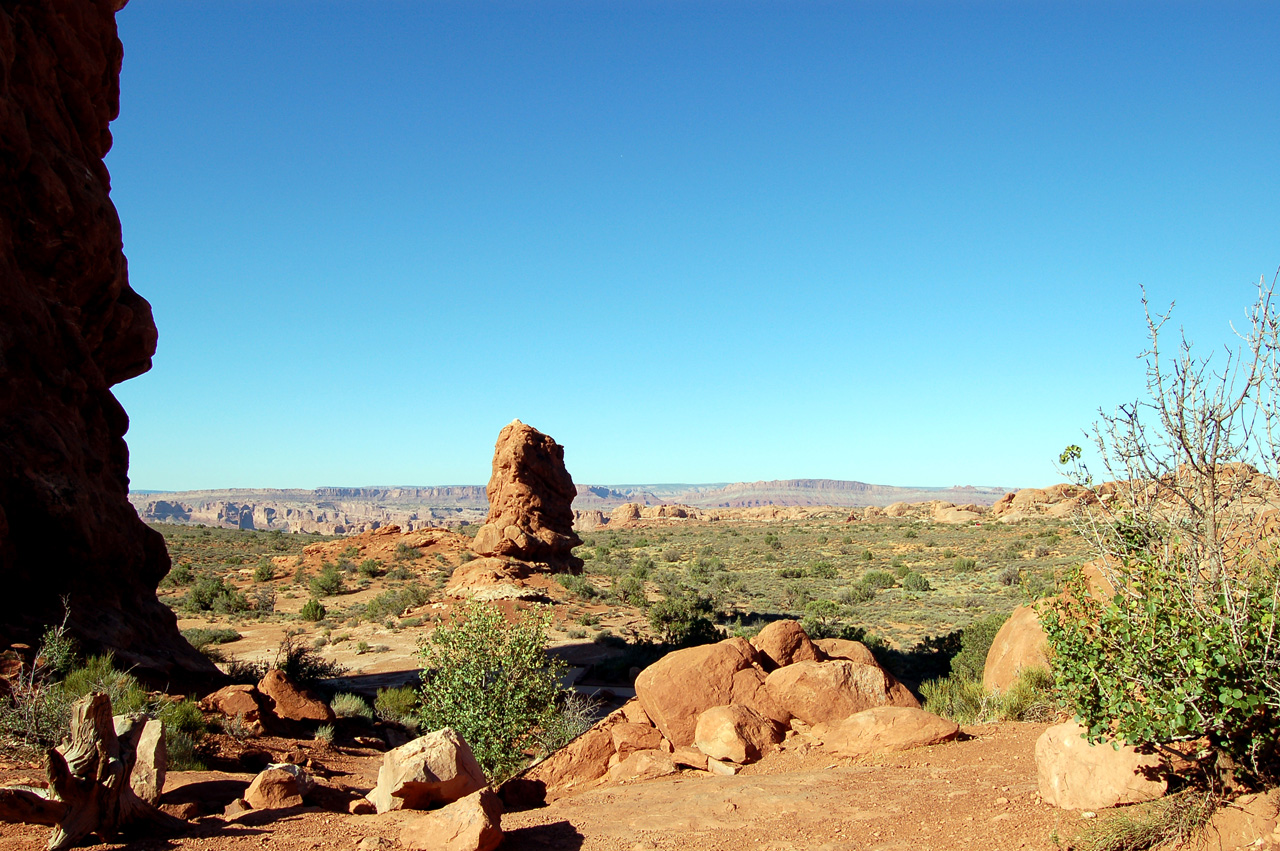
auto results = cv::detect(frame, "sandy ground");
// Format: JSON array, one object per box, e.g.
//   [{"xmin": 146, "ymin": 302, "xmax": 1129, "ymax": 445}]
[{"xmin": 1, "ymin": 722, "xmax": 1095, "ymax": 851}]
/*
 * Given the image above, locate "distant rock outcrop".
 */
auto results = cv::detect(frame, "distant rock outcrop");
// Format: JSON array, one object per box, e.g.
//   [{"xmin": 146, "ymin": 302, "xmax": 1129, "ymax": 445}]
[
  {"xmin": 470, "ymin": 420, "xmax": 583, "ymax": 573},
  {"xmin": 0, "ymin": 0, "xmax": 214, "ymax": 682}
]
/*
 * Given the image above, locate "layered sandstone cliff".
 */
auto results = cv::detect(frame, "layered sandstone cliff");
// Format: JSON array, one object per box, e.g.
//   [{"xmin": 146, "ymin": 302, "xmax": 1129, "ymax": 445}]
[{"xmin": 0, "ymin": 0, "xmax": 214, "ymax": 681}]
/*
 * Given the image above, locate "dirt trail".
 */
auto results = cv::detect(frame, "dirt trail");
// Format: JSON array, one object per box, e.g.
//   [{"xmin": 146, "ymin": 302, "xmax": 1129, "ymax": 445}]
[{"xmin": 1, "ymin": 721, "xmax": 1088, "ymax": 851}]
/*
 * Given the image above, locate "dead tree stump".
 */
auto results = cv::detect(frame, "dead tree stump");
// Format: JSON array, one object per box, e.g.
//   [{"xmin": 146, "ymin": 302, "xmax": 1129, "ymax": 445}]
[{"xmin": 0, "ymin": 691, "xmax": 186, "ymax": 850}]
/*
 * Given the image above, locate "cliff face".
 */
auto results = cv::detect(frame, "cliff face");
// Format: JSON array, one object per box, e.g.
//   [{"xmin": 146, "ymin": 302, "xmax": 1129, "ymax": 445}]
[{"xmin": 0, "ymin": 0, "xmax": 215, "ymax": 681}]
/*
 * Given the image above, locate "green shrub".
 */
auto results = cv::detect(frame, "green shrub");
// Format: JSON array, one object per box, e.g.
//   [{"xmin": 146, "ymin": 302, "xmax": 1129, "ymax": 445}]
[
  {"xmin": 183, "ymin": 575, "xmax": 249, "ymax": 614},
  {"xmin": 647, "ymin": 592, "xmax": 722, "ymax": 647},
  {"xmin": 862, "ymin": 570, "xmax": 896, "ymax": 589},
  {"xmin": 416, "ymin": 602, "xmax": 568, "ymax": 782},
  {"xmin": 952, "ymin": 557, "xmax": 977, "ymax": 572},
  {"xmin": 300, "ymin": 598, "xmax": 327, "ymax": 622},
  {"xmin": 949, "ymin": 611, "xmax": 1009, "ymax": 681},
  {"xmin": 997, "ymin": 566, "xmax": 1021, "ymax": 586},
  {"xmin": 309, "ymin": 563, "xmax": 345, "ymax": 597},
  {"xmin": 776, "ymin": 567, "xmax": 804, "ymax": 579},
  {"xmin": 810, "ymin": 561, "xmax": 837, "ymax": 580},
  {"xmin": 254, "ymin": 559, "xmax": 276, "ymax": 582},
  {"xmin": 903, "ymin": 528, "xmax": 918, "ymax": 539},
  {"xmin": 901, "ymin": 572, "xmax": 932, "ymax": 592},
  {"xmin": 555, "ymin": 573, "xmax": 601, "ymax": 602},
  {"xmin": 273, "ymin": 630, "xmax": 346, "ymax": 684},
  {"xmin": 920, "ymin": 675, "xmax": 994, "ymax": 725},
  {"xmin": 394, "ymin": 542, "xmax": 422, "ymax": 561},
  {"xmin": 860, "ymin": 549, "xmax": 874, "ymax": 561},
  {"xmin": 838, "ymin": 583, "xmax": 875, "ymax": 605},
  {"xmin": 331, "ymin": 692, "xmax": 375, "ymax": 720},
  {"xmin": 375, "ymin": 686, "xmax": 418, "ymax": 725},
  {"xmin": 181, "ymin": 627, "xmax": 241, "ymax": 651},
  {"xmin": 314, "ymin": 723, "xmax": 335, "ymax": 745}
]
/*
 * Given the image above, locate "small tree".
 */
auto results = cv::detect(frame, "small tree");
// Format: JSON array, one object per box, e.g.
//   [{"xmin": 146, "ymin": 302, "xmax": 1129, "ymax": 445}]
[
  {"xmin": 1048, "ymin": 275, "xmax": 1280, "ymax": 787},
  {"xmin": 415, "ymin": 601, "xmax": 568, "ymax": 782}
]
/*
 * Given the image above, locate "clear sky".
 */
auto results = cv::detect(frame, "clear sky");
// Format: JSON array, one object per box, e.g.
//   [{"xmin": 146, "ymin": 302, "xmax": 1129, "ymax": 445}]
[{"xmin": 107, "ymin": 1, "xmax": 1280, "ymax": 492}]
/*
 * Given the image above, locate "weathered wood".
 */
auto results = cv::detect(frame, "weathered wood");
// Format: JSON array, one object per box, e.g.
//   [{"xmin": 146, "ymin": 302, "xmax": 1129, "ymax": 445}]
[
  {"xmin": 0, "ymin": 786, "xmax": 66, "ymax": 825},
  {"xmin": 39, "ymin": 692, "xmax": 186, "ymax": 851}
]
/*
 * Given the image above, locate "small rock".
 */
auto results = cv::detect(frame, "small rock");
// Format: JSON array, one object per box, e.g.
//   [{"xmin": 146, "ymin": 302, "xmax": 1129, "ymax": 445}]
[
  {"xmin": 245, "ymin": 768, "xmax": 304, "ymax": 810},
  {"xmin": 349, "ymin": 797, "xmax": 377, "ymax": 815},
  {"xmin": 611, "ymin": 722, "xmax": 663, "ymax": 759},
  {"xmin": 706, "ymin": 757, "xmax": 739, "ymax": 776},
  {"xmin": 223, "ymin": 798, "xmax": 252, "ymax": 817},
  {"xmin": 1035, "ymin": 722, "xmax": 1166, "ymax": 810},
  {"xmin": 367, "ymin": 728, "xmax": 488, "ymax": 814},
  {"xmin": 161, "ymin": 801, "xmax": 203, "ymax": 820},
  {"xmin": 258, "ymin": 670, "xmax": 335, "ymax": 724},
  {"xmin": 694, "ymin": 704, "xmax": 783, "ymax": 765},
  {"xmin": 608, "ymin": 749, "xmax": 678, "ymax": 783},
  {"xmin": 357, "ymin": 838, "xmax": 395, "ymax": 851}
]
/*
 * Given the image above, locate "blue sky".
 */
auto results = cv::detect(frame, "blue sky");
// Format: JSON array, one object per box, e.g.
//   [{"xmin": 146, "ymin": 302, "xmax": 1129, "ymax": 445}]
[{"xmin": 107, "ymin": 1, "xmax": 1280, "ymax": 492}]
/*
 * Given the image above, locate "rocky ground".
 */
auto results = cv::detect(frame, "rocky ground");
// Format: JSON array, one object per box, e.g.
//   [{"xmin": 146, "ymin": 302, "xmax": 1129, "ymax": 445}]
[{"xmin": 0, "ymin": 722, "xmax": 1083, "ymax": 851}]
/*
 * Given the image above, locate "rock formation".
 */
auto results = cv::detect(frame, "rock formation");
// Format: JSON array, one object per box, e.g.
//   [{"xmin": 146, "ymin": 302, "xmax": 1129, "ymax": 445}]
[
  {"xmin": 0, "ymin": 0, "xmax": 214, "ymax": 681},
  {"xmin": 470, "ymin": 420, "xmax": 582, "ymax": 572}
]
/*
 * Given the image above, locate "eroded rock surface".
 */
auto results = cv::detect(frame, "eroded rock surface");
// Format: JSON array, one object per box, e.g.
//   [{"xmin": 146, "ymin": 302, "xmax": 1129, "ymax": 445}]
[
  {"xmin": 470, "ymin": 420, "xmax": 583, "ymax": 573},
  {"xmin": 0, "ymin": 0, "xmax": 213, "ymax": 682}
]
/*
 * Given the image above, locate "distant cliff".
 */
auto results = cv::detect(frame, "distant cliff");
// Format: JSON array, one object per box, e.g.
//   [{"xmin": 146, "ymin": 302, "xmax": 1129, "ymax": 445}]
[{"xmin": 130, "ymin": 479, "xmax": 1011, "ymax": 534}]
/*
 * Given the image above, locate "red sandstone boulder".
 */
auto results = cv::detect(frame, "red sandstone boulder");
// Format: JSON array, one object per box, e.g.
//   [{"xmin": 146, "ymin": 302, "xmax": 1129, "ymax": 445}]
[
  {"xmin": 982, "ymin": 604, "xmax": 1050, "ymax": 692},
  {"xmin": 1035, "ymin": 721, "xmax": 1166, "ymax": 810},
  {"xmin": 523, "ymin": 726, "xmax": 617, "ymax": 801},
  {"xmin": 245, "ymin": 768, "xmax": 304, "ymax": 810},
  {"xmin": 764, "ymin": 660, "xmax": 919, "ymax": 726},
  {"xmin": 611, "ymin": 723, "xmax": 664, "ymax": 759},
  {"xmin": 694, "ymin": 704, "xmax": 783, "ymax": 764},
  {"xmin": 607, "ymin": 749, "xmax": 678, "ymax": 783},
  {"xmin": 814, "ymin": 638, "xmax": 877, "ymax": 666},
  {"xmin": 751, "ymin": 620, "xmax": 823, "ymax": 670},
  {"xmin": 634, "ymin": 638, "xmax": 766, "ymax": 746},
  {"xmin": 199, "ymin": 685, "xmax": 267, "ymax": 736},
  {"xmin": 367, "ymin": 728, "xmax": 488, "ymax": 814},
  {"xmin": 470, "ymin": 420, "xmax": 583, "ymax": 573},
  {"xmin": 399, "ymin": 788, "xmax": 503, "ymax": 851},
  {"xmin": 816, "ymin": 707, "xmax": 959, "ymax": 756},
  {"xmin": 257, "ymin": 670, "xmax": 335, "ymax": 724}
]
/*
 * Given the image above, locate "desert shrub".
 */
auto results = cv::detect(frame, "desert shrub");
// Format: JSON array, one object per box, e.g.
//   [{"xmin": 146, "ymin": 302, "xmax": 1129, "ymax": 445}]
[
  {"xmin": 941, "ymin": 548, "xmax": 956, "ymax": 559},
  {"xmin": 919, "ymin": 676, "xmax": 994, "ymax": 725},
  {"xmin": 183, "ymin": 575, "xmax": 249, "ymax": 614},
  {"xmin": 687, "ymin": 561, "xmax": 713, "ymax": 583},
  {"xmin": 903, "ymin": 528, "xmax": 918, "ymax": 539},
  {"xmin": 776, "ymin": 567, "xmax": 804, "ymax": 579},
  {"xmin": 862, "ymin": 570, "xmax": 896, "ymax": 589},
  {"xmin": 555, "ymin": 573, "xmax": 602, "ymax": 602},
  {"xmin": 810, "ymin": 561, "xmax": 837, "ymax": 580},
  {"xmin": 860, "ymin": 549, "xmax": 874, "ymax": 561},
  {"xmin": 948, "ymin": 611, "xmax": 1009, "ymax": 681},
  {"xmin": 161, "ymin": 562, "xmax": 194, "ymax": 587},
  {"xmin": 300, "ymin": 598, "xmax": 327, "ymax": 622},
  {"xmin": 358, "ymin": 559, "xmax": 383, "ymax": 578},
  {"xmin": 1049, "ymin": 282, "xmax": 1280, "ymax": 787},
  {"xmin": 182, "ymin": 627, "xmax": 241, "ymax": 651},
  {"xmin": 309, "ymin": 563, "xmax": 345, "ymax": 597},
  {"xmin": 1070, "ymin": 790, "xmax": 1218, "ymax": 851},
  {"xmin": 999, "ymin": 666, "xmax": 1058, "ymax": 722},
  {"xmin": 800, "ymin": 599, "xmax": 841, "ymax": 638},
  {"xmin": 331, "ymin": 692, "xmax": 375, "ymax": 720},
  {"xmin": 611, "ymin": 575, "xmax": 647, "ymax": 607},
  {"xmin": 662, "ymin": 548, "xmax": 682, "ymax": 563},
  {"xmin": 386, "ymin": 565, "xmax": 412, "ymax": 581},
  {"xmin": 359, "ymin": 583, "xmax": 433, "ymax": 623},
  {"xmin": 254, "ymin": 559, "xmax": 276, "ymax": 582},
  {"xmin": 763, "ymin": 534, "xmax": 782, "ymax": 551},
  {"xmin": 647, "ymin": 592, "xmax": 722, "ymax": 648},
  {"xmin": 375, "ymin": 686, "xmax": 419, "ymax": 725},
  {"xmin": 838, "ymin": 583, "xmax": 876, "ymax": 605},
  {"xmin": 273, "ymin": 630, "xmax": 346, "ymax": 685},
  {"xmin": 952, "ymin": 557, "xmax": 977, "ymax": 572},
  {"xmin": 314, "ymin": 723, "xmax": 335, "ymax": 745},
  {"xmin": 416, "ymin": 602, "xmax": 568, "ymax": 782},
  {"xmin": 542, "ymin": 691, "xmax": 601, "ymax": 754},
  {"xmin": 901, "ymin": 572, "xmax": 932, "ymax": 593},
  {"xmin": 891, "ymin": 561, "xmax": 910, "ymax": 578},
  {"xmin": 394, "ymin": 541, "xmax": 422, "ymax": 561},
  {"xmin": 997, "ymin": 566, "xmax": 1021, "ymax": 587}
]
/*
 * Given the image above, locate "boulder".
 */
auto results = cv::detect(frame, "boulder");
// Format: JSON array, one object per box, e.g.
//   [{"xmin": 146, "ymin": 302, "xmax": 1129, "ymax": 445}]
[
  {"xmin": 124, "ymin": 716, "xmax": 165, "ymax": 804},
  {"xmin": 245, "ymin": 768, "xmax": 304, "ymax": 810},
  {"xmin": 982, "ymin": 604, "xmax": 1050, "ymax": 692},
  {"xmin": 367, "ymin": 728, "xmax": 488, "ymax": 814},
  {"xmin": 813, "ymin": 638, "xmax": 877, "ymax": 666},
  {"xmin": 608, "ymin": 749, "xmax": 679, "ymax": 783},
  {"xmin": 729, "ymin": 667, "xmax": 794, "ymax": 726},
  {"xmin": 470, "ymin": 420, "xmax": 583, "ymax": 573},
  {"xmin": 751, "ymin": 620, "xmax": 823, "ymax": 670},
  {"xmin": 522, "ymin": 726, "xmax": 616, "ymax": 800},
  {"xmin": 1035, "ymin": 721, "xmax": 1166, "ymax": 810},
  {"xmin": 693, "ymin": 704, "xmax": 783, "ymax": 764},
  {"xmin": 671, "ymin": 747, "xmax": 709, "ymax": 771},
  {"xmin": 199, "ymin": 684, "xmax": 267, "ymax": 736},
  {"xmin": 0, "ymin": 0, "xmax": 216, "ymax": 683},
  {"xmin": 611, "ymin": 723, "xmax": 664, "ymax": 759},
  {"xmin": 620, "ymin": 698, "xmax": 652, "ymax": 726},
  {"xmin": 258, "ymin": 670, "xmax": 335, "ymax": 724},
  {"xmin": 399, "ymin": 787, "xmax": 503, "ymax": 851},
  {"xmin": 634, "ymin": 637, "xmax": 765, "ymax": 746},
  {"xmin": 764, "ymin": 660, "xmax": 919, "ymax": 726},
  {"xmin": 817, "ymin": 707, "xmax": 960, "ymax": 756}
]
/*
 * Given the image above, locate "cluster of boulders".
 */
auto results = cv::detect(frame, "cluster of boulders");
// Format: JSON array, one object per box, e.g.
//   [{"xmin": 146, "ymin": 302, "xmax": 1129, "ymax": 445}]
[
  {"xmin": 199, "ymin": 670, "xmax": 335, "ymax": 736},
  {"xmin": 509, "ymin": 620, "xmax": 960, "ymax": 803}
]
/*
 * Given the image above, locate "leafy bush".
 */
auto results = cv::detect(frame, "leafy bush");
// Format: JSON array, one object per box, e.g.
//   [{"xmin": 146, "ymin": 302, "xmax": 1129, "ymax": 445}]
[
  {"xmin": 948, "ymin": 611, "xmax": 1009, "ymax": 681},
  {"xmin": 952, "ymin": 557, "xmax": 977, "ymax": 572},
  {"xmin": 776, "ymin": 567, "xmax": 804, "ymax": 579},
  {"xmin": 555, "ymin": 573, "xmax": 602, "ymax": 602},
  {"xmin": 810, "ymin": 561, "xmax": 837, "ymax": 580},
  {"xmin": 416, "ymin": 602, "xmax": 568, "ymax": 782},
  {"xmin": 394, "ymin": 541, "xmax": 422, "ymax": 561},
  {"xmin": 183, "ymin": 575, "xmax": 249, "ymax": 614},
  {"xmin": 358, "ymin": 558, "xmax": 383, "ymax": 578},
  {"xmin": 254, "ymin": 559, "xmax": 276, "ymax": 582},
  {"xmin": 1050, "ymin": 282, "xmax": 1280, "ymax": 786},
  {"xmin": 182, "ymin": 627, "xmax": 241, "ymax": 651},
  {"xmin": 838, "ymin": 583, "xmax": 875, "ymax": 605},
  {"xmin": 300, "ymin": 598, "xmax": 327, "ymax": 622}
]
